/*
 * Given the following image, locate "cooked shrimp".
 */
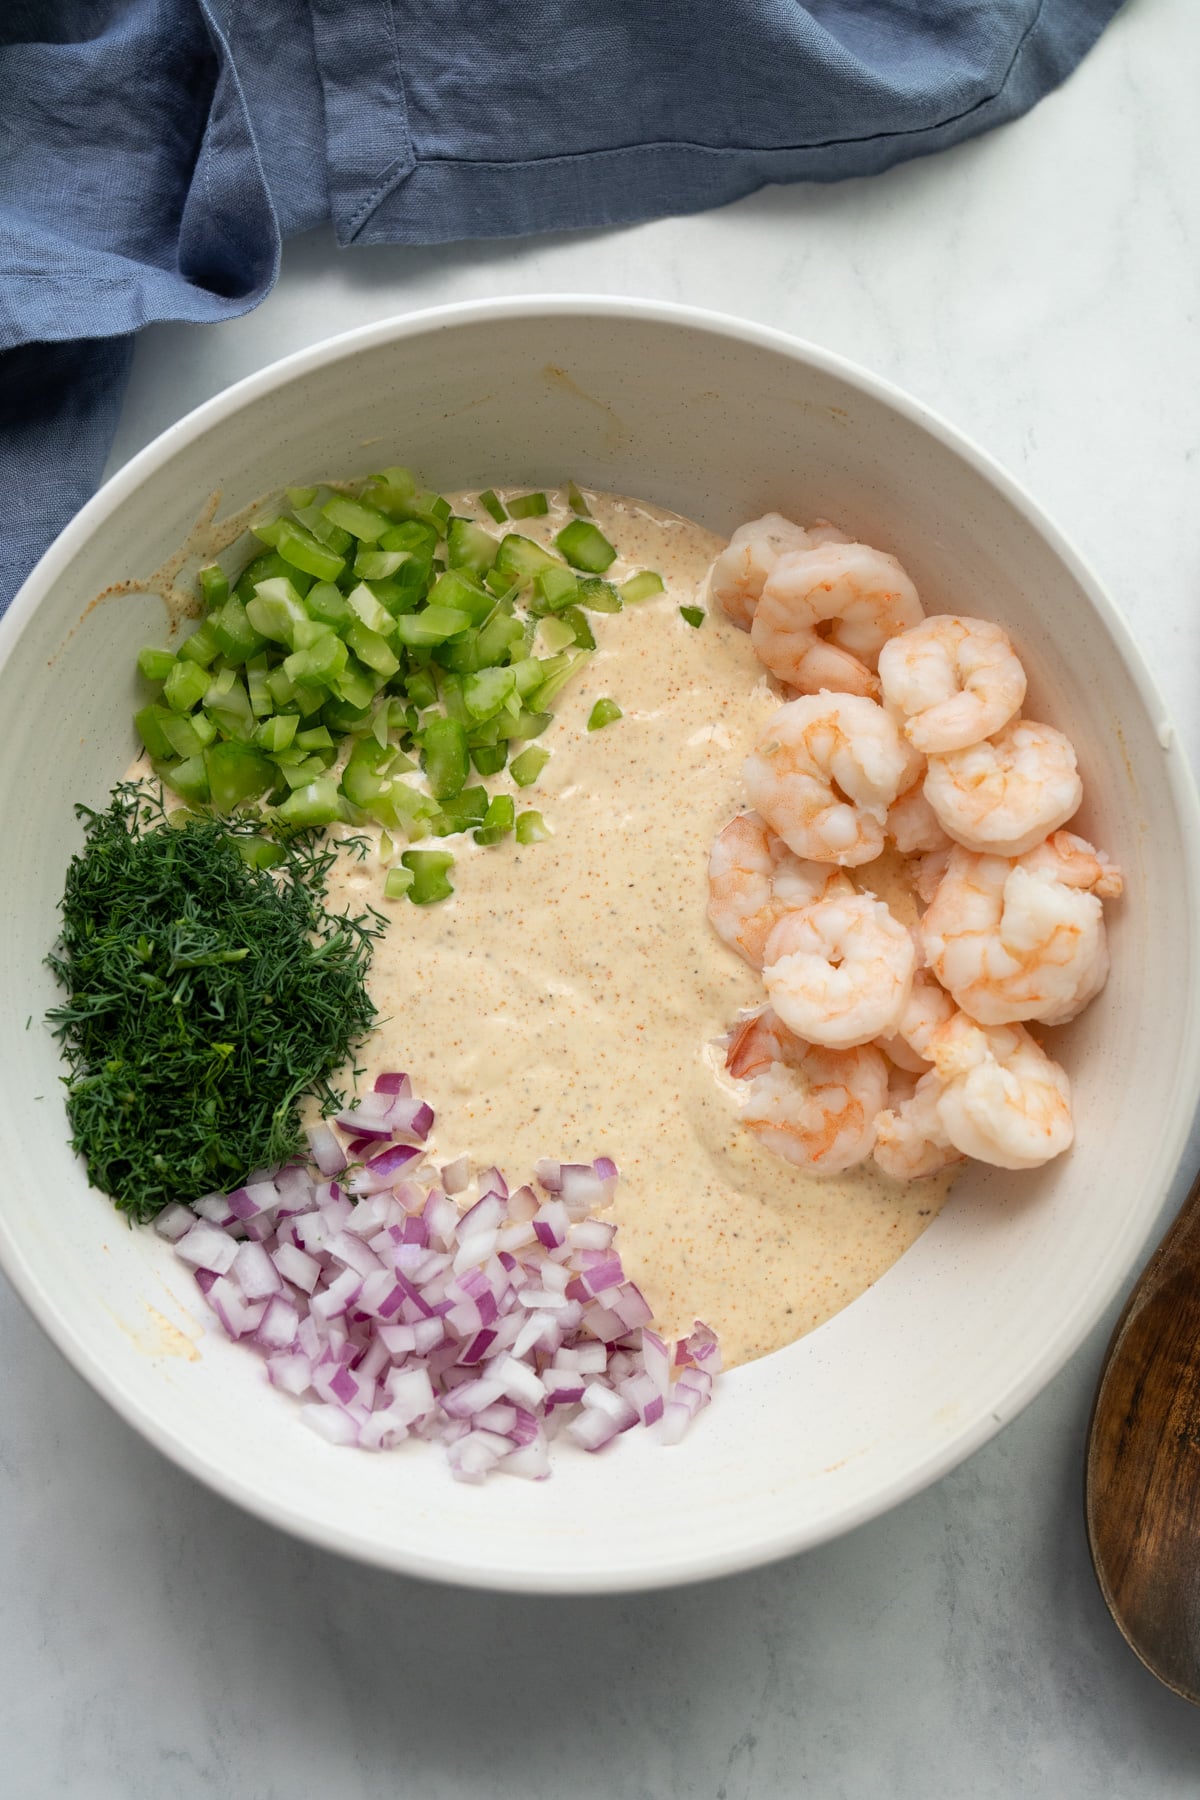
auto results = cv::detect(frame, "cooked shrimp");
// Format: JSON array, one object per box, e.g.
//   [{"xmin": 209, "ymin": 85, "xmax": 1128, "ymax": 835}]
[
  {"xmin": 873, "ymin": 1069, "xmax": 964, "ymax": 1180},
  {"xmin": 887, "ymin": 780, "xmax": 951, "ymax": 856},
  {"xmin": 878, "ymin": 615, "xmax": 1026, "ymax": 754},
  {"xmin": 750, "ymin": 541, "xmax": 925, "ymax": 696},
  {"xmin": 929, "ymin": 1013, "xmax": 1073, "ymax": 1170},
  {"xmin": 919, "ymin": 833, "xmax": 1119, "ymax": 1026},
  {"xmin": 805, "ymin": 518, "xmax": 852, "ymax": 547},
  {"xmin": 923, "ymin": 717, "xmax": 1082, "ymax": 857},
  {"xmin": 738, "ymin": 1039, "xmax": 890, "ymax": 1174},
  {"xmin": 708, "ymin": 513, "xmax": 812, "ymax": 630},
  {"xmin": 763, "ymin": 893, "xmax": 915, "ymax": 1048},
  {"xmin": 725, "ymin": 1007, "xmax": 797, "ymax": 1082},
  {"xmin": 876, "ymin": 969, "xmax": 956, "ymax": 1072},
  {"xmin": 743, "ymin": 692, "xmax": 921, "ymax": 866},
  {"xmin": 707, "ymin": 812, "xmax": 851, "ymax": 968}
]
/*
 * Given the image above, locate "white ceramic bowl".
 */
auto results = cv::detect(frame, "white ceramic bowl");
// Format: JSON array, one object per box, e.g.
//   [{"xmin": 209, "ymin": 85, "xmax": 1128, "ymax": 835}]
[{"xmin": 2, "ymin": 299, "xmax": 1197, "ymax": 1593}]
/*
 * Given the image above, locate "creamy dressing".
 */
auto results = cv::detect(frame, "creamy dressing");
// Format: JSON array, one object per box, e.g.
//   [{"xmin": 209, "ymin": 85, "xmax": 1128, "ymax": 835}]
[{"xmin": 324, "ymin": 489, "xmax": 954, "ymax": 1366}]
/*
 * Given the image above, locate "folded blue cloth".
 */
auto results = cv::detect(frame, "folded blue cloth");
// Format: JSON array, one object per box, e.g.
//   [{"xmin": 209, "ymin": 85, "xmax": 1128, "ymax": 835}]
[{"xmin": 0, "ymin": 0, "xmax": 1123, "ymax": 609}]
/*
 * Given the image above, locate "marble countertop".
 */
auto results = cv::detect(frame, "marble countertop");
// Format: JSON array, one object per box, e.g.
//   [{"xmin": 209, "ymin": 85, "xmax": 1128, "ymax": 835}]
[{"xmin": 8, "ymin": 0, "xmax": 1200, "ymax": 1791}]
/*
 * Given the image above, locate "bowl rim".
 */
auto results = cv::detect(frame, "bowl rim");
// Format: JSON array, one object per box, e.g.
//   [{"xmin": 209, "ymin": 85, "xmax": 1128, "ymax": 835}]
[{"xmin": 4, "ymin": 294, "xmax": 1200, "ymax": 1593}]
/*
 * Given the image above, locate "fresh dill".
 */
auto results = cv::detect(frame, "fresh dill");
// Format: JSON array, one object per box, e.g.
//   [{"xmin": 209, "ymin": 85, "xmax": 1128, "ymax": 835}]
[{"xmin": 46, "ymin": 785, "xmax": 384, "ymax": 1223}]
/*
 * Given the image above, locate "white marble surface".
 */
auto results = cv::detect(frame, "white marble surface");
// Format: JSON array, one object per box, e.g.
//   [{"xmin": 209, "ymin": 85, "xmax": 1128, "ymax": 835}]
[{"xmin": 8, "ymin": 0, "xmax": 1200, "ymax": 1790}]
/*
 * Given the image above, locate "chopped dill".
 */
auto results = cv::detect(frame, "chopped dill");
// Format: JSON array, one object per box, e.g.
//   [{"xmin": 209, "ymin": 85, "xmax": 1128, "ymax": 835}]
[{"xmin": 46, "ymin": 784, "xmax": 384, "ymax": 1223}]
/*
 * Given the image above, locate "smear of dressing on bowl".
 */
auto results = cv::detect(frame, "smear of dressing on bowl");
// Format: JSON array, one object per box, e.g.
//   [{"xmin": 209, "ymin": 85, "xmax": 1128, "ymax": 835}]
[{"xmin": 325, "ymin": 490, "xmax": 955, "ymax": 1367}]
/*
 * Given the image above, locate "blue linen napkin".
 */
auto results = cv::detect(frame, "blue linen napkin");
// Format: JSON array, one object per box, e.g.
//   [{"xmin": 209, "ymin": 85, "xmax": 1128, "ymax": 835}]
[{"xmin": 0, "ymin": 0, "xmax": 1123, "ymax": 610}]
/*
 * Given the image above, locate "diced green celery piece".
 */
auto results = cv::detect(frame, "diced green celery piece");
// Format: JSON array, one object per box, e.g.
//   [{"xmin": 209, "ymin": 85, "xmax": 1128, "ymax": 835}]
[
  {"xmin": 400, "ymin": 848, "xmax": 455, "ymax": 905},
  {"xmin": 378, "ymin": 518, "xmax": 438, "ymax": 557},
  {"xmin": 621, "ymin": 570, "xmax": 666, "ymax": 603},
  {"xmin": 251, "ymin": 514, "xmax": 284, "ymax": 548},
  {"xmin": 292, "ymin": 617, "xmax": 335, "ymax": 652},
  {"xmin": 236, "ymin": 836, "xmax": 288, "ymax": 871},
  {"xmin": 497, "ymin": 708, "xmax": 553, "ymax": 741},
  {"xmin": 370, "ymin": 479, "xmax": 451, "ymax": 531},
  {"xmin": 577, "ymin": 576, "xmax": 622, "ymax": 613},
  {"xmin": 363, "ymin": 466, "xmax": 418, "ymax": 514},
  {"xmin": 287, "ymin": 485, "xmax": 318, "ymax": 510},
  {"xmin": 427, "ymin": 568, "xmax": 493, "ymax": 625},
  {"xmin": 135, "ymin": 704, "xmax": 176, "ymax": 759},
  {"xmin": 283, "ymin": 631, "xmax": 348, "ymax": 688},
  {"xmin": 344, "ymin": 621, "xmax": 400, "ymax": 677},
  {"xmin": 204, "ymin": 673, "xmax": 256, "ymax": 740},
  {"xmin": 236, "ymin": 550, "xmax": 313, "ymax": 602},
  {"xmin": 432, "ymin": 787, "xmax": 488, "ymax": 834},
  {"xmin": 559, "ymin": 605, "xmax": 596, "ymax": 650},
  {"xmin": 322, "ymin": 493, "xmax": 392, "ymax": 542},
  {"xmin": 212, "ymin": 594, "xmax": 268, "ymax": 664},
  {"xmin": 304, "ymin": 581, "xmax": 355, "ymax": 631},
  {"xmin": 275, "ymin": 516, "xmax": 346, "ymax": 581},
  {"xmin": 478, "ymin": 489, "xmax": 507, "ymax": 524},
  {"xmin": 270, "ymin": 744, "xmax": 311, "ymax": 769},
  {"xmin": 278, "ymin": 755, "xmax": 329, "ymax": 789},
  {"xmin": 510, "ymin": 657, "xmax": 547, "ymax": 699},
  {"xmin": 405, "ymin": 668, "xmax": 438, "ymax": 710},
  {"xmin": 463, "ymin": 666, "xmax": 518, "ymax": 721},
  {"xmin": 378, "ymin": 829, "xmax": 395, "ymax": 862},
  {"xmin": 245, "ymin": 657, "xmax": 272, "ymax": 717},
  {"xmin": 354, "ymin": 548, "xmax": 410, "ymax": 580},
  {"xmin": 163, "ymin": 659, "xmax": 210, "ymax": 713},
  {"xmin": 177, "ymin": 620, "xmax": 221, "ymax": 667},
  {"xmin": 533, "ymin": 565, "xmax": 579, "ymax": 613},
  {"xmin": 254, "ymin": 714, "xmax": 298, "ymax": 753},
  {"xmin": 484, "ymin": 566, "xmax": 521, "ymax": 601},
  {"xmin": 345, "ymin": 581, "xmax": 396, "ymax": 637},
  {"xmin": 528, "ymin": 648, "xmax": 591, "ymax": 711},
  {"xmin": 321, "ymin": 695, "xmax": 373, "ymax": 734},
  {"xmin": 333, "ymin": 656, "xmax": 381, "ymax": 711},
  {"xmin": 204, "ymin": 741, "xmax": 275, "ymax": 811},
  {"xmin": 161, "ymin": 712, "xmax": 215, "ymax": 760},
  {"xmin": 246, "ymin": 577, "xmax": 309, "ymax": 647},
  {"xmin": 368, "ymin": 567, "xmax": 424, "ymax": 615},
  {"xmin": 388, "ymin": 780, "xmax": 438, "ymax": 834},
  {"xmin": 295, "ymin": 725, "xmax": 334, "ymax": 751},
  {"xmin": 198, "ymin": 564, "xmax": 229, "ymax": 608},
  {"xmin": 474, "ymin": 611, "xmax": 524, "ymax": 667},
  {"xmin": 340, "ymin": 738, "xmax": 392, "ymax": 807},
  {"xmin": 679, "ymin": 605, "xmax": 706, "ymax": 629},
  {"xmin": 515, "ymin": 810, "xmax": 552, "ymax": 844},
  {"xmin": 292, "ymin": 682, "xmax": 327, "ymax": 719},
  {"xmin": 507, "ymin": 491, "xmax": 549, "ymax": 519},
  {"xmin": 277, "ymin": 778, "xmax": 343, "ymax": 828},
  {"xmin": 153, "ymin": 754, "xmax": 210, "ymax": 805},
  {"xmin": 556, "ymin": 519, "xmax": 616, "ymax": 573},
  {"xmin": 292, "ymin": 496, "xmax": 354, "ymax": 555},
  {"xmin": 495, "ymin": 533, "xmax": 560, "ymax": 582},
  {"xmin": 438, "ymin": 670, "xmax": 469, "ymax": 724},
  {"xmin": 267, "ymin": 667, "xmax": 298, "ymax": 708},
  {"xmin": 567, "ymin": 480, "xmax": 592, "ymax": 518},
  {"xmin": 447, "ymin": 517, "xmax": 500, "ymax": 575},
  {"xmin": 535, "ymin": 615, "xmax": 577, "ymax": 656},
  {"xmin": 392, "ymin": 606, "xmax": 472, "ymax": 647},
  {"xmin": 588, "ymin": 697, "xmax": 623, "ymax": 731},
  {"xmin": 470, "ymin": 742, "xmax": 508, "ymax": 777},
  {"xmin": 422, "ymin": 716, "xmax": 469, "ymax": 801},
  {"xmin": 474, "ymin": 793, "xmax": 515, "ymax": 845},
  {"xmin": 434, "ymin": 629, "xmax": 483, "ymax": 676},
  {"xmin": 509, "ymin": 745, "xmax": 549, "ymax": 788},
  {"xmin": 138, "ymin": 646, "xmax": 176, "ymax": 682},
  {"xmin": 384, "ymin": 865, "xmax": 414, "ymax": 900}
]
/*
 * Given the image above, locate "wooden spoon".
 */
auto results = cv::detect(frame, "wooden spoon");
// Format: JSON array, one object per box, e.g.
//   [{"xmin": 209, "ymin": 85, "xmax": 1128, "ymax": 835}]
[{"xmin": 1086, "ymin": 1165, "xmax": 1200, "ymax": 1703}]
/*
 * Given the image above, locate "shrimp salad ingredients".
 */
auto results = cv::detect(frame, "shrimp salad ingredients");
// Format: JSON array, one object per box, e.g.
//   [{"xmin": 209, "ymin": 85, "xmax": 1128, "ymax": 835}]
[{"xmin": 706, "ymin": 511, "xmax": 1121, "ymax": 1178}]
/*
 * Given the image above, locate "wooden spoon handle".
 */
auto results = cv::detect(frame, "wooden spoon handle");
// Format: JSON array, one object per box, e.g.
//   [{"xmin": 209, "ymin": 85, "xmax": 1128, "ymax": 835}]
[{"xmin": 1086, "ymin": 1164, "xmax": 1200, "ymax": 1703}]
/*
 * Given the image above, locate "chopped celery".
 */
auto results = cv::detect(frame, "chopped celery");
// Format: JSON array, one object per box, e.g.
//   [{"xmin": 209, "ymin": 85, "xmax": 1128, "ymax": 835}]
[
  {"xmin": 405, "ymin": 668, "xmax": 439, "ymax": 710},
  {"xmin": 295, "ymin": 725, "xmax": 334, "ymax": 751},
  {"xmin": 204, "ymin": 741, "xmax": 275, "ymax": 811},
  {"xmin": 478, "ymin": 489, "xmax": 507, "ymax": 524},
  {"xmin": 392, "ymin": 606, "xmax": 472, "ymax": 647},
  {"xmin": 400, "ymin": 848, "xmax": 455, "ymax": 905},
  {"xmin": 344, "ymin": 581, "xmax": 396, "ymax": 637},
  {"xmin": 236, "ymin": 836, "xmax": 288, "ymax": 871},
  {"xmin": 447, "ymin": 517, "xmax": 499, "ymax": 574},
  {"xmin": 378, "ymin": 518, "xmax": 438, "ymax": 558},
  {"xmin": 587, "ymin": 697, "xmax": 623, "ymax": 731},
  {"xmin": 254, "ymin": 714, "xmax": 299, "ymax": 753},
  {"xmin": 236, "ymin": 550, "xmax": 314, "ymax": 602},
  {"xmin": 333, "ymin": 656, "xmax": 381, "ymax": 711},
  {"xmin": 567, "ymin": 481, "xmax": 592, "ymax": 517},
  {"xmin": 558, "ymin": 605, "xmax": 596, "ymax": 650},
  {"xmin": 198, "ymin": 564, "xmax": 229, "ymax": 609},
  {"xmin": 344, "ymin": 621, "xmax": 401, "ymax": 678},
  {"xmin": 277, "ymin": 778, "xmax": 343, "ymax": 828},
  {"xmin": 321, "ymin": 493, "xmax": 392, "ymax": 542},
  {"xmin": 134, "ymin": 704, "xmax": 176, "ymax": 759},
  {"xmin": 474, "ymin": 611, "xmax": 524, "ymax": 667},
  {"xmin": 246, "ymin": 578, "xmax": 309, "ymax": 647},
  {"xmin": 621, "ymin": 570, "xmax": 665, "ymax": 603},
  {"xmin": 532, "ymin": 565, "xmax": 579, "ymax": 614},
  {"xmin": 153, "ymin": 754, "xmax": 209, "ymax": 805},
  {"xmin": 211, "ymin": 595, "xmax": 268, "ymax": 664},
  {"xmin": 577, "ymin": 577, "xmax": 622, "ymax": 613},
  {"xmin": 354, "ymin": 548, "xmax": 411, "ymax": 581},
  {"xmin": 497, "ymin": 708, "xmax": 553, "ymax": 741},
  {"xmin": 287, "ymin": 485, "xmax": 318, "ymax": 510},
  {"xmin": 275, "ymin": 517, "xmax": 346, "ymax": 581},
  {"xmin": 509, "ymin": 745, "xmax": 549, "ymax": 788},
  {"xmin": 245, "ymin": 658, "xmax": 273, "ymax": 717},
  {"xmin": 277, "ymin": 755, "xmax": 329, "ymax": 789},
  {"xmin": 161, "ymin": 711, "xmax": 216, "ymax": 760},
  {"xmin": 363, "ymin": 465, "xmax": 417, "ymax": 513},
  {"xmin": 474, "ymin": 793, "xmax": 515, "ymax": 845},
  {"xmin": 556, "ymin": 520, "xmax": 616, "ymax": 573},
  {"xmin": 138, "ymin": 646, "xmax": 176, "ymax": 683},
  {"xmin": 384, "ymin": 865, "xmax": 414, "ymax": 900},
  {"xmin": 495, "ymin": 534, "xmax": 560, "ymax": 583},
  {"xmin": 432, "ymin": 787, "xmax": 488, "ymax": 835},
  {"xmin": 426, "ymin": 568, "xmax": 494, "ymax": 625},
  {"xmin": 679, "ymin": 605, "xmax": 705, "ymax": 628},
  {"xmin": 283, "ymin": 631, "xmax": 348, "ymax": 688},
  {"xmin": 528, "ymin": 648, "xmax": 591, "ymax": 712},
  {"xmin": 463, "ymin": 666, "xmax": 518, "ymax": 721},
  {"xmin": 292, "ymin": 498, "xmax": 354, "ymax": 555},
  {"xmin": 304, "ymin": 581, "xmax": 355, "ymax": 632},
  {"xmin": 204, "ymin": 674, "xmax": 256, "ymax": 741},
  {"xmin": 535, "ymin": 615, "xmax": 577, "ymax": 656},
  {"xmin": 163, "ymin": 660, "xmax": 210, "ymax": 714},
  {"xmin": 507, "ymin": 491, "xmax": 549, "ymax": 519},
  {"xmin": 177, "ymin": 621, "xmax": 221, "ymax": 667},
  {"xmin": 422, "ymin": 716, "xmax": 469, "ymax": 800},
  {"xmin": 515, "ymin": 810, "xmax": 552, "ymax": 844},
  {"xmin": 470, "ymin": 742, "xmax": 508, "ymax": 778}
]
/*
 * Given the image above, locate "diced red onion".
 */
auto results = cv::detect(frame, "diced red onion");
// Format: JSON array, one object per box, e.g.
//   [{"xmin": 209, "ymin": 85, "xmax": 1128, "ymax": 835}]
[{"xmin": 441, "ymin": 1155, "xmax": 470, "ymax": 1195}]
